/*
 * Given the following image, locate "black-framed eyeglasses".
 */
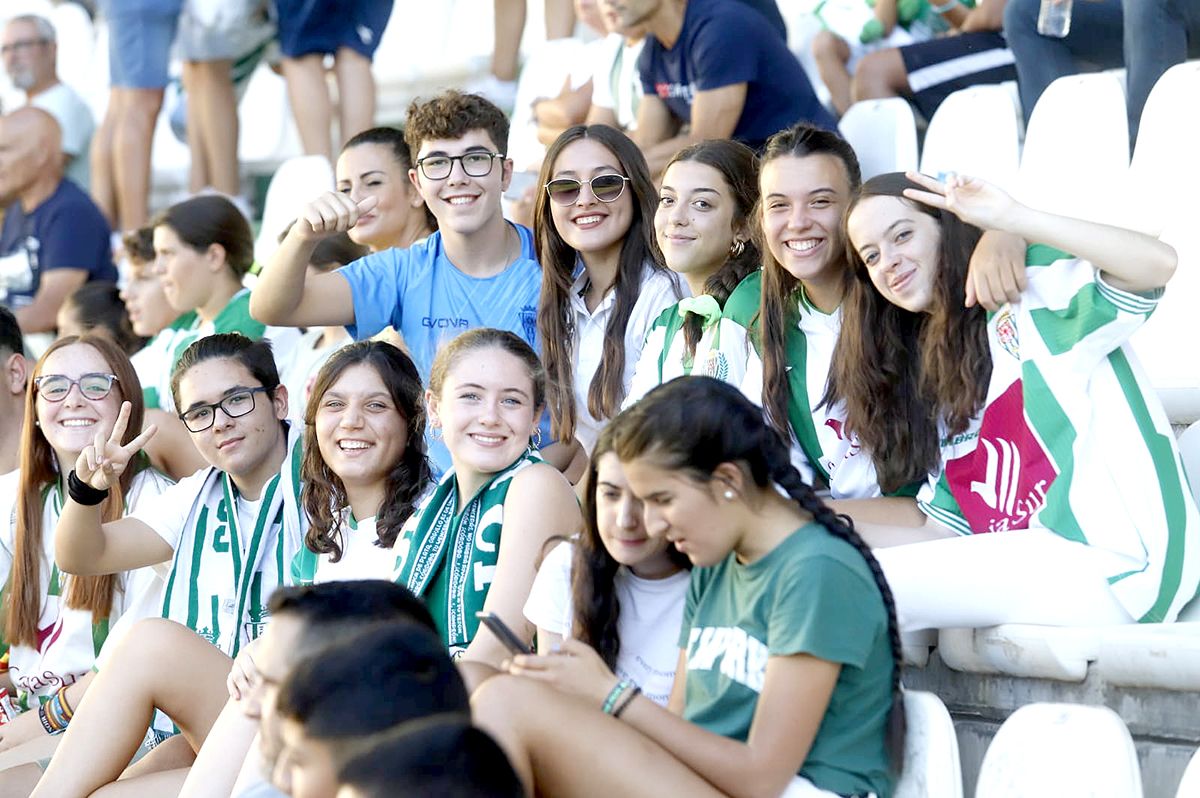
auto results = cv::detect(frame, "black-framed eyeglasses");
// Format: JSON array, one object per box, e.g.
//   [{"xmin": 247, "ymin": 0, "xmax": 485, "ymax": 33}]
[
  {"xmin": 544, "ymin": 174, "xmax": 630, "ymax": 206},
  {"xmin": 35, "ymin": 373, "xmax": 119, "ymax": 402},
  {"xmin": 416, "ymin": 151, "xmax": 504, "ymax": 180},
  {"xmin": 0, "ymin": 38, "xmax": 50, "ymax": 56},
  {"xmin": 179, "ymin": 387, "xmax": 271, "ymax": 433}
]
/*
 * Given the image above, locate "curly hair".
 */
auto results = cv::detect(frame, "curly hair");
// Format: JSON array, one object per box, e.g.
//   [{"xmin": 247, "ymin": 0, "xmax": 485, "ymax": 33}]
[
  {"xmin": 301, "ymin": 341, "xmax": 432, "ymax": 561},
  {"xmin": 403, "ymin": 91, "xmax": 510, "ymax": 158}
]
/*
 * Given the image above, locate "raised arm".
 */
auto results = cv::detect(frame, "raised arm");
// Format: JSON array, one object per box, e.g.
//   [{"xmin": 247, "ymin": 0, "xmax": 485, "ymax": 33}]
[
  {"xmin": 248, "ymin": 192, "xmax": 373, "ymax": 328},
  {"xmin": 904, "ymin": 171, "xmax": 1178, "ymax": 293},
  {"xmin": 56, "ymin": 403, "xmax": 174, "ymax": 574},
  {"xmin": 463, "ymin": 463, "xmax": 582, "ymax": 668}
]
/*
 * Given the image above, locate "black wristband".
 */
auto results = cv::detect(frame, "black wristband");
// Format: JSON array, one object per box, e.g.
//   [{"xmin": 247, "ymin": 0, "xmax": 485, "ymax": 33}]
[
  {"xmin": 67, "ymin": 470, "xmax": 109, "ymax": 506},
  {"xmin": 613, "ymin": 685, "xmax": 642, "ymax": 718}
]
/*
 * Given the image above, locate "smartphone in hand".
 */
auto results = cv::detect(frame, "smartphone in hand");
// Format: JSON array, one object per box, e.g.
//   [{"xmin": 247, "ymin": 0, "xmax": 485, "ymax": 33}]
[{"xmin": 475, "ymin": 611, "xmax": 534, "ymax": 656}]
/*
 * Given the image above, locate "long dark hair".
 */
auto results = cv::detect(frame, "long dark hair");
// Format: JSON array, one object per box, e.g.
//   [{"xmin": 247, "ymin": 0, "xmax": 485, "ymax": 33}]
[
  {"xmin": 152, "ymin": 194, "xmax": 254, "ymax": 278},
  {"xmin": 571, "ymin": 423, "xmax": 690, "ymax": 670},
  {"xmin": 662, "ymin": 140, "xmax": 761, "ymax": 360},
  {"xmin": 302, "ymin": 341, "xmax": 432, "ymax": 560},
  {"xmin": 828, "ymin": 173, "xmax": 988, "ymax": 490},
  {"xmin": 753, "ymin": 124, "xmax": 861, "ymax": 444},
  {"xmin": 534, "ymin": 124, "xmax": 671, "ymax": 443},
  {"xmin": 6, "ymin": 335, "xmax": 147, "ymax": 646},
  {"xmin": 609, "ymin": 376, "xmax": 905, "ymax": 770}
]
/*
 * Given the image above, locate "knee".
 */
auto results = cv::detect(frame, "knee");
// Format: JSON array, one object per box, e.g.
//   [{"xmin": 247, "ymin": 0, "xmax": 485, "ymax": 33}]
[
  {"xmin": 121, "ymin": 618, "xmax": 198, "ymax": 660},
  {"xmin": 853, "ymin": 50, "xmax": 904, "ymax": 99},
  {"xmin": 811, "ymin": 30, "xmax": 847, "ymax": 63}
]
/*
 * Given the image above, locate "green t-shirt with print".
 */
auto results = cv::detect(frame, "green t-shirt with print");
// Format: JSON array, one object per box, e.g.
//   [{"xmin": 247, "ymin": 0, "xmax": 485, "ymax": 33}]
[{"xmin": 680, "ymin": 523, "xmax": 895, "ymax": 798}]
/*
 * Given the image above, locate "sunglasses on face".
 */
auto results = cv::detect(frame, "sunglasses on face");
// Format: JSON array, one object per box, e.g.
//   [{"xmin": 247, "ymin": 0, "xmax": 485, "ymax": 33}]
[
  {"xmin": 35, "ymin": 373, "xmax": 119, "ymax": 402},
  {"xmin": 544, "ymin": 174, "xmax": 630, "ymax": 206}
]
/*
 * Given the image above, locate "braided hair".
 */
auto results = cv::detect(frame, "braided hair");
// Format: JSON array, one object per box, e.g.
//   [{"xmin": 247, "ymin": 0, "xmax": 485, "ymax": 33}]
[
  {"xmin": 660, "ymin": 140, "xmax": 762, "ymax": 360},
  {"xmin": 609, "ymin": 376, "xmax": 906, "ymax": 770}
]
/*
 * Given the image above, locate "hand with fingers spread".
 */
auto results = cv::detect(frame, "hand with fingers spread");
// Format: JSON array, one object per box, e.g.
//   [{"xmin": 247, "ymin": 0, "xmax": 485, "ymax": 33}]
[
  {"xmin": 507, "ymin": 637, "xmax": 618, "ymax": 706},
  {"xmin": 293, "ymin": 191, "xmax": 380, "ymax": 242},
  {"xmin": 73, "ymin": 401, "xmax": 158, "ymax": 492},
  {"xmin": 966, "ymin": 230, "xmax": 1029, "ymax": 310},
  {"xmin": 902, "ymin": 170, "xmax": 1020, "ymax": 233}
]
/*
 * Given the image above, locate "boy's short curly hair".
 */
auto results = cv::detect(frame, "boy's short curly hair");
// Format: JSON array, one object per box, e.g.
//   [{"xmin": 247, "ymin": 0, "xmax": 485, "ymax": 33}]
[{"xmin": 403, "ymin": 91, "xmax": 510, "ymax": 159}]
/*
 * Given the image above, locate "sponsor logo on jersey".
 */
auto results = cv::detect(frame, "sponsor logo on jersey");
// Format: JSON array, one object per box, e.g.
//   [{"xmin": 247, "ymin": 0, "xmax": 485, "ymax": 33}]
[
  {"xmin": 422, "ymin": 317, "xmax": 469, "ymax": 329},
  {"xmin": 655, "ymin": 81, "xmax": 694, "ymax": 102},
  {"xmin": 945, "ymin": 381, "xmax": 1057, "ymax": 532},
  {"xmin": 702, "ymin": 350, "xmax": 729, "ymax": 381},
  {"xmin": 995, "ymin": 308, "xmax": 1019, "ymax": 360}
]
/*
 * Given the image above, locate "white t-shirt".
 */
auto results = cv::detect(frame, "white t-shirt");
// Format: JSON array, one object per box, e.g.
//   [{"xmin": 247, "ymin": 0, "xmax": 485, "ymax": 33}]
[
  {"xmin": 523, "ymin": 541, "xmax": 689, "ymax": 706},
  {"xmin": 590, "ymin": 33, "xmax": 646, "ymax": 131},
  {"xmin": 313, "ymin": 514, "xmax": 396, "ymax": 583},
  {"xmin": 29, "ymin": 83, "xmax": 94, "ymax": 188},
  {"xmin": 571, "ymin": 263, "xmax": 682, "ymax": 452}
]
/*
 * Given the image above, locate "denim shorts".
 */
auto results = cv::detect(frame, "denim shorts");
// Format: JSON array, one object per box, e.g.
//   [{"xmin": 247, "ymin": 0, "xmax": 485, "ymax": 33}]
[{"xmin": 100, "ymin": 0, "xmax": 185, "ymax": 88}]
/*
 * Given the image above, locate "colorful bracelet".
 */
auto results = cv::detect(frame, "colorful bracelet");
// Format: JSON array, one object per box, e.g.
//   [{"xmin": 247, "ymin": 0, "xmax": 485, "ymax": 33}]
[
  {"xmin": 613, "ymin": 685, "xmax": 642, "ymax": 718},
  {"xmin": 52, "ymin": 686, "xmax": 74, "ymax": 724},
  {"xmin": 39, "ymin": 702, "xmax": 66, "ymax": 735},
  {"xmin": 602, "ymin": 679, "xmax": 632, "ymax": 715}
]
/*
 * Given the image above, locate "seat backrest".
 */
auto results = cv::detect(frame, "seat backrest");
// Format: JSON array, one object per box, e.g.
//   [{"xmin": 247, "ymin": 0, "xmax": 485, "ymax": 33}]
[
  {"xmin": 254, "ymin": 155, "xmax": 336, "ymax": 266},
  {"xmin": 1017, "ymin": 72, "xmax": 1129, "ymax": 224},
  {"xmin": 920, "ymin": 82, "xmax": 1022, "ymax": 192},
  {"xmin": 1124, "ymin": 61, "xmax": 1200, "ymax": 237},
  {"xmin": 976, "ymin": 703, "xmax": 1143, "ymax": 798},
  {"xmin": 839, "ymin": 98, "xmax": 919, "ymax": 181},
  {"xmin": 1177, "ymin": 745, "xmax": 1200, "ymax": 798},
  {"xmin": 894, "ymin": 690, "xmax": 964, "ymax": 798}
]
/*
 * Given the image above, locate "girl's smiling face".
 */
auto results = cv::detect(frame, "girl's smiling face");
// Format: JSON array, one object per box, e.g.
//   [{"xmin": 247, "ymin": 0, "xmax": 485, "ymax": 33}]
[
  {"xmin": 655, "ymin": 160, "xmax": 742, "ymax": 285},
  {"xmin": 847, "ymin": 194, "xmax": 943, "ymax": 313},
  {"xmin": 314, "ymin": 363, "xmax": 409, "ymax": 492},
  {"xmin": 759, "ymin": 153, "xmax": 852, "ymax": 285},
  {"xmin": 546, "ymin": 137, "xmax": 634, "ymax": 262},
  {"xmin": 337, "ymin": 142, "xmax": 424, "ymax": 251},
  {"xmin": 35, "ymin": 343, "xmax": 124, "ymax": 466},
  {"xmin": 593, "ymin": 452, "xmax": 677, "ymax": 577},
  {"xmin": 427, "ymin": 347, "xmax": 539, "ymax": 478}
]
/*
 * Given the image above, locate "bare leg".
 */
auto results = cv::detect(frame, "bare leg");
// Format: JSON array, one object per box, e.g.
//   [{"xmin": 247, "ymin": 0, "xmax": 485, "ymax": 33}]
[
  {"xmin": 472, "ymin": 675, "xmax": 723, "ymax": 797},
  {"xmin": 812, "ymin": 31, "xmax": 854, "ymax": 116},
  {"xmin": 491, "ymin": 0, "xmax": 526, "ymax": 81},
  {"xmin": 90, "ymin": 98, "xmax": 119, "ymax": 228},
  {"xmin": 333, "ymin": 48, "xmax": 375, "ymax": 146},
  {"xmin": 852, "ymin": 47, "xmax": 912, "ymax": 102},
  {"xmin": 119, "ymin": 734, "xmax": 196, "ymax": 780},
  {"xmin": 183, "ymin": 60, "xmax": 241, "ymax": 196},
  {"xmin": 177, "ymin": 698, "xmax": 258, "ymax": 798},
  {"xmin": 94, "ymin": 768, "xmax": 191, "ymax": 797},
  {"xmin": 31, "ymin": 619, "xmax": 231, "ymax": 798},
  {"xmin": 0, "ymin": 764, "xmax": 40, "ymax": 797},
  {"xmin": 281, "ymin": 54, "xmax": 333, "ymax": 162},
  {"xmin": 543, "ymin": 0, "xmax": 576, "ymax": 39},
  {"xmin": 112, "ymin": 88, "xmax": 166, "ymax": 231}
]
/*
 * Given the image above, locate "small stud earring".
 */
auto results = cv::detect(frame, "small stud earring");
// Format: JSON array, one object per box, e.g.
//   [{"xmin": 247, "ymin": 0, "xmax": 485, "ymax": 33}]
[{"xmin": 723, "ymin": 490, "xmax": 735, "ymax": 500}]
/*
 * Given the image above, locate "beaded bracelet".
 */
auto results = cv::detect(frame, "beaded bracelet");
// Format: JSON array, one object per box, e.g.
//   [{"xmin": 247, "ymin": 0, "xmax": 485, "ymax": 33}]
[
  {"xmin": 613, "ymin": 685, "xmax": 642, "ymax": 718},
  {"xmin": 602, "ymin": 679, "xmax": 633, "ymax": 715}
]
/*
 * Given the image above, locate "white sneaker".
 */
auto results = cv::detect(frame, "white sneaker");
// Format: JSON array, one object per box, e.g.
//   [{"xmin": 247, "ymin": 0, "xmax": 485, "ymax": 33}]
[{"xmin": 464, "ymin": 74, "xmax": 519, "ymax": 114}]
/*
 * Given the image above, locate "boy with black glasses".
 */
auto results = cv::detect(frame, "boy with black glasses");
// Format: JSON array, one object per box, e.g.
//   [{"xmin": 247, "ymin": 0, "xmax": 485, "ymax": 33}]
[{"xmin": 251, "ymin": 91, "xmax": 546, "ymax": 471}]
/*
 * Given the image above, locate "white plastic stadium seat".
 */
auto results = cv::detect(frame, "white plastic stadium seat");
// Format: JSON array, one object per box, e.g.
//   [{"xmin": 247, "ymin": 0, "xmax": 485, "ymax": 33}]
[
  {"xmin": 894, "ymin": 691, "xmax": 963, "ymax": 798},
  {"xmin": 839, "ymin": 98, "xmax": 919, "ymax": 180},
  {"xmin": 49, "ymin": 1, "xmax": 95, "ymax": 100},
  {"xmin": 919, "ymin": 82, "xmax": 1022, "ymax": 192},
  {"xmin": 1123, "ymin": 62, "xmax": 1200, "ymax": 237},
  {"xmin": 1016, "ymin": 72, "xmax": 1129, "ymax": 224},
  {"xmin": 976, "ymin": 703, "xmax": 1143, "ymax": 798},
  {"xmin": 254, "ymin": 155, "xmax": 336, "ymax": 266},
  {"xmin": 938, "ymin": 626, "xmax": 1101, "ymax": 682},
  {"xmin": 1177, "ymin": 746, "xmax": 1200, "ymax": 798}
]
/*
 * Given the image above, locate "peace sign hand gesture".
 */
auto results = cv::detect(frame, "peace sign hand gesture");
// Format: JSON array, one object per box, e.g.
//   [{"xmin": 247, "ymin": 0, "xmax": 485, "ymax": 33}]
[
  {"xmin": 902, "ymin": 170, "xmax": 1020, "ymax": 233},
  {"xmin": 74, "ymin": 402, "xmax": 158, "ymax": 491}
]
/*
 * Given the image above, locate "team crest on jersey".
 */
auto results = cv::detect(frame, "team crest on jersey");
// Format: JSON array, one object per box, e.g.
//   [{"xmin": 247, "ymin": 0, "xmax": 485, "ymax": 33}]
[
  {"xmin": 702, "ymin": 350, "xmax": 729, "ymax": 381},
  {"xmin": 944, "ymin": 381, "xmax": 1057, "ymax": 532},
  {"xmin": 519, "ymin": 305, "xmax": 537, "ymax": 345},
  {"xmin": 995, "ymin": 309, "xmax": 1019, "ymax": 360}
]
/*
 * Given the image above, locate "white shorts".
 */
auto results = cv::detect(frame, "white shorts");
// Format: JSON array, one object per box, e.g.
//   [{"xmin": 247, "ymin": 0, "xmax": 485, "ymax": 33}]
[{"xmin": 781, "ymin": 775, "xmax": 874, "ymax": 797}]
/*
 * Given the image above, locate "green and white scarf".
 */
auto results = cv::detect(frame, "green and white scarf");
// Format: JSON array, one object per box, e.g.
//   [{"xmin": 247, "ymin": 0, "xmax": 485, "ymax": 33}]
[
  {"xmin": 392, "ymin": 451, "xmax": 540, "ymax": 655},
  {"xmin": 160, "ymin": 424, "xmax": 305, "ymax": 657}
]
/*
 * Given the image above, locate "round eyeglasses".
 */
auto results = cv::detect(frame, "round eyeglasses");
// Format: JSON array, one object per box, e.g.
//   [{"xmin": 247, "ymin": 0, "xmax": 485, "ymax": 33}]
[
  {"xmin": 179, "ymin": 386, "xmax": 271, "ymax": 433},
  {"xmin": 544, "ymin": 174, "xmax": 630, "ymax": 206},
  {"xmin": 416, "ymin": 151, "xmax": 503, "ymax": 181},
  {"xmin": 35, "ymin": 373, "xmax": 119, "ymax": 402}
]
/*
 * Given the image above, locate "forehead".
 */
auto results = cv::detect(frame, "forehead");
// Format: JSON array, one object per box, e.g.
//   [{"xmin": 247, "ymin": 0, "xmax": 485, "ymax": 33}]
[
  {"xmin": 663, "ymin": 160, "xmax": 729, "ymax": 194},
  {"xmin": 595, "ymin": 452, "xmax": 629, "ymax": 486},
  {"xmin": 3, "ymin": 20, "xmax": 39, "ymax": 44},
  {"xmin": 552, "ymin": 138, "xmax": 622, "ymax": 175},
  {"xmin": 442, "ymin": 346, "xmax": 532, "ymax": 391},
  {"xmin": 41, "ymin": 343, "xmax": 109, "ymax": 375},
  {"xmin": 620, "ymin": 455, "xmax": 694, "ymax": 496},
  {"xmin": 761, "ymin": 153, "xmax": 850, "ymax": 197},
  {"xmin": 178, "ymin": 358, "xmax": 260, "ymax": 404},
  {"xmin": 416, "ymin": 128, "xmax": 500, "ymax": 160},
  {"xmin": 256, "ymin": 614, "xmax": 304, "ymax": 680},
  {"xmin": 325, "ymin": 362, "xmax": 388, "ymax": 395},
  {"xmin": 152, "ymin": 224, "xmax": 182, "ymax": 249},
  {"xmin": 847, "ymin": 195, "xmax": 912, "ymax": 245},
  {"xmin": 337, "ymin": 142, "xmax": 402, "ymax": 179}
]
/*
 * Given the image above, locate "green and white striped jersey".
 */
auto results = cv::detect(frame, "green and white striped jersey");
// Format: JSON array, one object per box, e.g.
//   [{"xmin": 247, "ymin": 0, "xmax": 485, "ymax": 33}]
[
  {"xmin": 918, "ymin": 246, "xmax": 1200, "ymax": 623},
  {"xmin": 723, "ymin": 271, "xmax": 889, "ymax": 499},
  {"xmin": 622, "ymin": 273, "xmax": 759, "ymax": 409}
]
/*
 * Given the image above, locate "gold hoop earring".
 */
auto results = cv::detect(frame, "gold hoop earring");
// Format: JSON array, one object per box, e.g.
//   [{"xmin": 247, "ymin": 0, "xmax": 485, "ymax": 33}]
[{"xmin": 729, "ymin": 239, "xmax": 745, "ymax": 258}]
